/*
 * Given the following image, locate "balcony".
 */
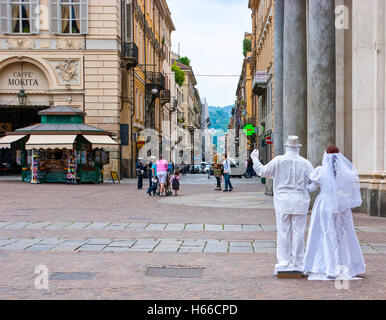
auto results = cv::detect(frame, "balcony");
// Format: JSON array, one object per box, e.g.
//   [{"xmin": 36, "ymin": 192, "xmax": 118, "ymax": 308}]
[
  {"xmin": 160, "ymin": 89, "xmax": 171, "ymax": 105},
  {"xmin": 145, "ymin": 72, "xmax": 165, "ymax": 90},
  {"xmin": 121, "ymin": 42, "xmax": 138, "ymax": 68},
  {"xmin": 252, "ymin": 71, "xmax": 268, "ymax": 96}
]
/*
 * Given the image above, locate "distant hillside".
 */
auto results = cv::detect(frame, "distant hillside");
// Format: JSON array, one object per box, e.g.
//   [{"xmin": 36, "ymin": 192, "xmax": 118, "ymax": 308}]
[{"xmin": 208, "ymin": 105, "xmax": 233, "ymax": 132}]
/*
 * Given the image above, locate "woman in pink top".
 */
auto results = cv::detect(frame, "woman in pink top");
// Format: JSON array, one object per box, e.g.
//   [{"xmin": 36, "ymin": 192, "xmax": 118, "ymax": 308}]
[{"xmin": 156, "ymin": 155, "xmax": 168, "ymax": 196}]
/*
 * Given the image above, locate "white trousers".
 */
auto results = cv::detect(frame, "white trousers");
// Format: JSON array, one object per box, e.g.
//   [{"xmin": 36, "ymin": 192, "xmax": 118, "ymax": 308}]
[{"xmin": 274, "ymin": 212, "xmax": 307, "ymax": 274}]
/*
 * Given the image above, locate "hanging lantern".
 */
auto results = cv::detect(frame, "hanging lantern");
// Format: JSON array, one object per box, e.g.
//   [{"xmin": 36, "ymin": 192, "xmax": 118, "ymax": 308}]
[{"xmin": 18, "ymin": 90, "xmax": 27, "ymax": 106}]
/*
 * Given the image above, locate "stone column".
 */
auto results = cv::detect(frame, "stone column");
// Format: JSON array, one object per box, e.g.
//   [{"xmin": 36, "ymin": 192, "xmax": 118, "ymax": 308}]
[
  {"xmin": 307, "ymin": 0, "xmax": 336, "ymax": 166},
  {"xmin": 283, "ymin": 0, "xmax": 308, "ymax": 157},
  {"xmin": 273, "ymin": 0, "xmax": 284, "ymax": 156}
]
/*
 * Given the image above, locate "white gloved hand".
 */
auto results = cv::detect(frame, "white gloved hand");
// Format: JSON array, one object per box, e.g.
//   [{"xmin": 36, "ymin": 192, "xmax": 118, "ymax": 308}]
[{"xmin": 250, "ymin": 149, "xmax": 260, "ymax": 164}]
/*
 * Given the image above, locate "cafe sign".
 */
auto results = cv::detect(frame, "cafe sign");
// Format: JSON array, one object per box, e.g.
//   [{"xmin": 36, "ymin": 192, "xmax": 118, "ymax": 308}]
[
  {"xmin": 0, "ymin": 62, "xmax": 49, "ymax": 90},
  {"xmin": 8, "ymin": 71, "xmax": 39, "ymax": 87}
]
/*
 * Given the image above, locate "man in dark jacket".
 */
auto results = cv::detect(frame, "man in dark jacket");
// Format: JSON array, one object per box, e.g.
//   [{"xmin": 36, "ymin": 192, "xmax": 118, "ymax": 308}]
[{"xmin": 136, "ymin": 158, "xmax": 144, "ymax": 190}]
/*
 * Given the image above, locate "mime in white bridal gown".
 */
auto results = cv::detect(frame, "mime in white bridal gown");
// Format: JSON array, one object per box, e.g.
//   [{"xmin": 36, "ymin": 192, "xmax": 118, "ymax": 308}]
[{"xmin": 303, "ymin": 152, "xmax": 366, "ymax": 280}]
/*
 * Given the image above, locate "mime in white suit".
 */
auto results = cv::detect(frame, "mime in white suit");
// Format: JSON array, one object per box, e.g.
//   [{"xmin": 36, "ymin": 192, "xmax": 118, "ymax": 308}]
[{"xmin": 251, "ymin": 136, "xmax": 313, "ymax": 275}]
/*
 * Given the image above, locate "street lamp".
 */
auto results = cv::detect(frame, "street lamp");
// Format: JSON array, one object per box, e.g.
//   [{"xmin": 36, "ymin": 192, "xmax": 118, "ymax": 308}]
[{"xmin": 18, "ymin": 89, "xmax": 27, "ymax": 106}]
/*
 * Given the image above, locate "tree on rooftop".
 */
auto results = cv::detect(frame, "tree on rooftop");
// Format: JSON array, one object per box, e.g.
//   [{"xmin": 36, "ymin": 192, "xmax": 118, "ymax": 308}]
[
  {"xmin": 177, "ymin": 56, "xmax": 191, "ymax": 67},
  {"xmin": 171, "ymin": 62, "xmax": 185, "ymax": 86}
]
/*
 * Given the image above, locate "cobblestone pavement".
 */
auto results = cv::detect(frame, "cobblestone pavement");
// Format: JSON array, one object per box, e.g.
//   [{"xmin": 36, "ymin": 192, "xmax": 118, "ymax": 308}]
[{"xmin": 0, "ymin": 175, "xmax": 385, "ymax": 299}]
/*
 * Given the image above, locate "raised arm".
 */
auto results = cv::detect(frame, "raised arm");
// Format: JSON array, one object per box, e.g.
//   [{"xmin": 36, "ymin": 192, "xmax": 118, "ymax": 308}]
[{"xmin": 250, "ymin": 149, "xmax": 276, "ymax": 178}]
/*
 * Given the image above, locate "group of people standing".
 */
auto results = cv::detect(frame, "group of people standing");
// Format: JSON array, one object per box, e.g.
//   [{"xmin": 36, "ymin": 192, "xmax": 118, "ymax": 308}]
[
  {"xmin": 136, "ymin": 156, "xmax": 180, "ymax": 197},
  {"xmin": 251, "ymin": 135, "xmax": 365, "ymax": 280}
]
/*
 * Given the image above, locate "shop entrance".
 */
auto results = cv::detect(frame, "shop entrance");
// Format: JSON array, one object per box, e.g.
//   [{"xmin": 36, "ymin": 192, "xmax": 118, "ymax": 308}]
[
  {"xmin": 0, "ymin": 106, "xmax": 47, "ymax": 175},
  {"xmin": 0, "ymin": 106, "xmax": 46, "ymax": 134}
]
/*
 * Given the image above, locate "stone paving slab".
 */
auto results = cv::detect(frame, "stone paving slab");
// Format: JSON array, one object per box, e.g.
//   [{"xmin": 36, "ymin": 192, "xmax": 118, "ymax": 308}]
[
  {"xmin": 360, "ymin": 245, "xmax": 378, "ymax": 254},
  {"xmin": 102, "ymin": 246, "xmax": 129, "ymax": 252},
  {"xmin": 260, "ymin": 224, "xmax": 277, "ymax": 231},
  {"xmin": 2, "ymin": 239, "xmax": 41, "ymax": 250},
  {"xmin": 205, "ymin": 224, "xmax": 224, "ymax": 231},
  {"xmin": 145, "ymin": 224, "xmax": 167, "ymax": 231},
  {"xmin": 103, "ymin": 223, "xmax": 130, "ymax": 230},
  {"xmin": 44, "ymin": 222, "xmax": 73, "ymax": 230},
  {"xmin": 86, "ymin": 238, "xmax": 113, "ymax": 245},
  {"xmin": 253, "ymin": 247, "xmax": 277, "ymax": 254},
  {"xmin": 253, "ymin": 240, "xmax": 276, "ymax": 248},
  {"xmin": 24, "ymin": 222, "xmax": 53, "ymax": 230},
  {"xmin": 242, "ymin": 224, "xmax": 262, "ymax": 231},
  {"xmin": 0, "ymin": 222, "xmax": 12, "ymax": 229},
  {"xmin": 38, "ymin": 238, "xmax": 66, "ymax": 245},
  {"xmin": 374, "ymin": 247, "xmax": 386, "ymax": 254},
  {"xmin": 178, "ymin": 246, "xmax": 204, "ymax": 252},
  {"xmin": 108, "ymin": 240, "xmax": 136, "ymax": 247},
  {"xmin": 63, "ymin": 222, "xmax": 92, "ymax": 230},
  {"xmin": 85, "ymin": 222, "xmax": 111, "ymax": 230},
  {"xmin": 78, "ymin": 244, "xmax": 107, "ymax": 251},
  {"xmin": 62, "ymin": 239, "xmax": 87, "ymax": 245},
  {"xmin": 26, "ymin": 244, "xmax": 55, "ymax": 251},
  {"xmin": 0, "ymin": 239, "xmax": 18, "ymax": 247},
  {"xmin": 223, "ymin": 224, "xmax": 243, "ymax": 231},
  {"xmin": 229, "ymin": 241, "xmax": 253, "ymax": 247},
  {"xmin": 153, "ymin": 245, "xmax": 182, "ymax": 252},
  {"xmin": 50, "ymin": 244, "xmax": 82, "ymax": 251},
  {"xmin": 164, "ymin": 224, "xmax": 185, "ymax": 231},
  {"xmin": 184, "ymin": 224, "xmax": 204, "ymax": 231},
  {"xmin": 125, "ymin": 223, "xmax": 149, "ymax": 230},
  {"xmin": 3, "ymin": 222, "xmax": 32, "ymax": 230},
  {"xmin": 229, "ymin": 246, "xmax": 254, "ymax": 253}
]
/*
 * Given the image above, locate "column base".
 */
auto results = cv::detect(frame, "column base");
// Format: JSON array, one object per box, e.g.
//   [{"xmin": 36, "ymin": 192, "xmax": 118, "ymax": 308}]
[{"xmin": 354, "ymin": 175, "xmax": 386, "ymax": 217}]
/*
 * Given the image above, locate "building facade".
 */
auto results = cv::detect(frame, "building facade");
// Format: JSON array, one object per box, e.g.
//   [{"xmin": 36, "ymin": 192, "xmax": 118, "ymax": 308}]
[
  {"xmin": 272, "ymin": 0, "xmax": 385, "ymax": 216},
  {"xmin": 249, "ymin": 0, "xmax": 274, "ymax": 165},
  {"xmin": 0, "ymin": 0, "xmax": 175, "ymax": 179}
]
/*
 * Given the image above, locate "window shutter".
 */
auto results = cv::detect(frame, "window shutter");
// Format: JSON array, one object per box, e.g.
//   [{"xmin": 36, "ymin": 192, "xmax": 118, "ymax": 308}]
[
  {"xmin": 30, "ymin": 0, "xmax": 40, "ymax": 33},
  {"xmin": 80, "ymin": 0, "xmax": 88, "ymax": 34},
  {"xmin": 0, "ymin": 0, "xmax": 10, "ymax": 33},
  {"xmin": 49, "ymin": 0, "xmax": 60, "ymax": 33},
  {"xmin": 125, "ymin": 2, "xmax": 132, "ymax": 42}
]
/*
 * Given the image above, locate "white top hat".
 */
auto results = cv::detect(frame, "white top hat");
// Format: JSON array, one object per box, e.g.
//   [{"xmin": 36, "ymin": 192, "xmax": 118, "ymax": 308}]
[{"xmin": 284, "ymin": 135, "xmax": 302, "ymax": 147}]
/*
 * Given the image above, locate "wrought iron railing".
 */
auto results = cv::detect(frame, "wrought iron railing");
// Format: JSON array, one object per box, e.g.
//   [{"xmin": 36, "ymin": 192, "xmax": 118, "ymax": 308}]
[
  {"xmin": 160, "ymin": 89, "xmax": 171, "ymax": 104},
  {"xmin": 145, "ymin": 71, "xmax": 165, "ymax": 89},
  {"xmin": 121, "ymin": 42, "xmax": 138, "ymax": 65}
]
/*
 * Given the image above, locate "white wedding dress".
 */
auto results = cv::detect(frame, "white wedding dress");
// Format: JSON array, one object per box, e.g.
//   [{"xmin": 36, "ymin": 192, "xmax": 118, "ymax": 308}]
[{"xmin": 303, "ymin": 152, "xmax": 366, "ymax": 280}]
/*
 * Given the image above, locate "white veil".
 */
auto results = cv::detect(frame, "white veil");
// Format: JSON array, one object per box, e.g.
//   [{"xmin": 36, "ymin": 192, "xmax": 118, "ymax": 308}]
[{"xmin": 319, "ymin": 152, "xmax": 362, "ymax": 214}]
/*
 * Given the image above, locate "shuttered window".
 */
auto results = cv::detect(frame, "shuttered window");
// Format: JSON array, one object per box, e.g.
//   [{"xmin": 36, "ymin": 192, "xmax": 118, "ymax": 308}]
[
  {"xmin": 50, "ymin": 0, "xmax": 88, "ymax": 34},
  {"xmin": 125, "ymin": 1, "xmax": 132, "ymax": 42},
  {"xmin": 0, "ymin": 0, "xmax": 39, "ymax": 34}
]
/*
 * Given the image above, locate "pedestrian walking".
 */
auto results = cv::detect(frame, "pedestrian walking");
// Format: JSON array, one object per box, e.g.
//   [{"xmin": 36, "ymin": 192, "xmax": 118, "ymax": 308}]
[
  {"xmin": 303, "ymin": 145, "xmax": 365, "ymax": 280},
  {"xmin": 156, "ymin": 155, "xmax": 168, "ymax": 196},
  {"xmin": 136, "ymin": 158, "xmax": 144, "ymax": 190},
  {"xmin": 213, "ymin": 153, "xmax": 222, "ymax": 190},
  {"xmin": 222, "ymin": 154, "xmax": 233, "ymax": 192},
  {"xmin": 170, "ymin": 169, "xmax": 181, "ymax": 196}
]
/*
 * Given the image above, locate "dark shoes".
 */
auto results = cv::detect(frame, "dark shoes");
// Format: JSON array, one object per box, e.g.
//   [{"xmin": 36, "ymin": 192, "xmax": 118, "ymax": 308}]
[{"xmin": 223, "ymin": 189, "xmax": 228, "ymax": 192}]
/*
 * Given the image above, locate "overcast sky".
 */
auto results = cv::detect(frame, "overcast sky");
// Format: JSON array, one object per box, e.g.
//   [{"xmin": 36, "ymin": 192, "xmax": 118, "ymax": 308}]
[{"xmin": 167, "ymin": 0, "xmax": 251, "ymax": 107}]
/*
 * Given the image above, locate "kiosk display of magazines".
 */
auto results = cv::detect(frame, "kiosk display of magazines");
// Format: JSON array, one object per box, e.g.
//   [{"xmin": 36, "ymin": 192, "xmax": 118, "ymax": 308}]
[{"xmin": 0, "ymin": 106, "xmax": 117, "ymax": 184}]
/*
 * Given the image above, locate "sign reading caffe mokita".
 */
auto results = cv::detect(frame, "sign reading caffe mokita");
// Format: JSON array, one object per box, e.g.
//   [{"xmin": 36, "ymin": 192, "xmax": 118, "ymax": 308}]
[
  {"xmin": 8, "ymin": 72, "xmax": 39, "ymax": 87},
  {"xmin": 0, "ymin": 62, "xmax": 49, "ymax": 91}
]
